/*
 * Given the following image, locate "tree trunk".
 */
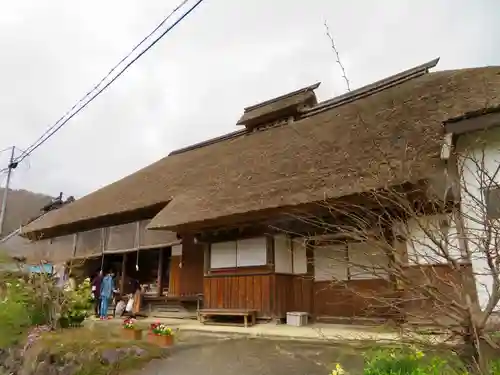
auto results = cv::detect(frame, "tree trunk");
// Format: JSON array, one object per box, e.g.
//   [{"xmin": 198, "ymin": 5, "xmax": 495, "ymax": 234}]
[{"xmin": 460, "ymin": 329, "xmax": 495, "ymax": 374}]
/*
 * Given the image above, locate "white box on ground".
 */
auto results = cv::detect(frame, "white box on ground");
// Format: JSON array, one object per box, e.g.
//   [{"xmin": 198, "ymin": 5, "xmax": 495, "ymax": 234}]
[{"xmin": 286, "ymin": 312, "xmax": 308, "ymax": 326}]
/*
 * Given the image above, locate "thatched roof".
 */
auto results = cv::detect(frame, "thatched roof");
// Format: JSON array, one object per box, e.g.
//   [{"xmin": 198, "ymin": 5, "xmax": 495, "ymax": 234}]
[{"xmin": 22, "ymin": 62, "xmax": 500, "ymax": 238}]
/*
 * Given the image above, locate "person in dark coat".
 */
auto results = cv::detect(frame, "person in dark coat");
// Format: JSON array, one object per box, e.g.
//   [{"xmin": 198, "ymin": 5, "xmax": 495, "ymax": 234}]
[{"xmin": 91, "ymin": 270, "xmax": 103, "ymax": 317}]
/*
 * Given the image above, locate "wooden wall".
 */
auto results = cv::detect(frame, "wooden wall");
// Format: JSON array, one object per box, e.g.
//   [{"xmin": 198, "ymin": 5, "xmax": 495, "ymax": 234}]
[
  {"xmin": 203, "ymin": 272, "xmax": 314, "ymax": 319},
  {"xmin": 313, "ymin": 279, "xmax": 402, "ymax": 319},
  {"xmin": 168, "ymin": 256, "xmax": 181, "ymax": 297},
  {"xmin": 403, "ymin": 263, "xmax": 475, "ymax": 324},
  {"xmin": 178, "ymin": 235, "xmax": 204, "ymax": 296},
  {"xmin": 273, "ymin": 274, "xmax": 313, "ymax": 318},
  {"xmin": 199, "ymin": 230, "xmax": 473, "ymax": 322},
  {"xmin": 204, "ymin": 272, "xmax": 273, "ymax": 317}
]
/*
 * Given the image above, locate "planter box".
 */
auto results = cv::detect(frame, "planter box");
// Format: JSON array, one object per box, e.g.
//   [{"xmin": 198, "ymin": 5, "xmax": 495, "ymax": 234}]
[
  {"xmin": 147, "ymin": 333, "xmax": 174, "ymax": 347},
  {"xmin": 122, "ymin": 328, "xmax": 143, "ymax": 340}
]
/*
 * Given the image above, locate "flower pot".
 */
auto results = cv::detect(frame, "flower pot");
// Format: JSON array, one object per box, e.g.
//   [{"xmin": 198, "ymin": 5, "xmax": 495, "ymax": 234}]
[
  {"xmin": 148, "ymin": 333, "xmax": 174, "ymax": 347},
  {"xmin": 122, "ymin": 328, "xmax": 142, "ymax": 340}
]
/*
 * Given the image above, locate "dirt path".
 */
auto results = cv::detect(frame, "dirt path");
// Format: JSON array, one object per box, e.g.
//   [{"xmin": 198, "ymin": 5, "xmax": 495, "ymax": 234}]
[{"xmin": 138, "ymin": 335, "xmax": 363, "ymax": 375}]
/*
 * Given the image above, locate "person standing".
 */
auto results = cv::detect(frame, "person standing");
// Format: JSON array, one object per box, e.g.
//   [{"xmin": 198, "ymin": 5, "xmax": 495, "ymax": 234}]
[
  {"xmin": 99, "ymin": 269, "xmax": 115, "ymax": 320},
  {"xmin": 91, "ymin": 270, "xmax": 103, "ymax": 318}
]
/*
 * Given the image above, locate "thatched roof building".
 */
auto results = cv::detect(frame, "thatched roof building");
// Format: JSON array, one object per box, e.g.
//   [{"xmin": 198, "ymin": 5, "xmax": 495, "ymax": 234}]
[{"xmin": 22, "ymin": 59, "xmax": 500, "ymax": 238}]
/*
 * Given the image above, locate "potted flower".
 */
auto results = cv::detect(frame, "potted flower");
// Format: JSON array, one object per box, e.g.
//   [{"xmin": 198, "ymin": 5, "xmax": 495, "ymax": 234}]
[
  {"xmin": 122, "ymin": 317, "xmax": 142, "ymax": 340},
  {"xmin": 148, "ymin": 322, "xmax": 174, "ymax": 346}
]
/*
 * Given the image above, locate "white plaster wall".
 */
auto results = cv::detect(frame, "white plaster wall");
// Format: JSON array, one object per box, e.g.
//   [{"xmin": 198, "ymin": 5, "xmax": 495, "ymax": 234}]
[
  {"xmin": 456, "ymin": 127, "xmax": 500, "ymax": 311},
  {"xmin": 274, "ymin": 235, "xmax": 293, "ymax": 273},
  {"xmin": 405, "ymin": 214, "xmax": 462, "ymax": 265}
]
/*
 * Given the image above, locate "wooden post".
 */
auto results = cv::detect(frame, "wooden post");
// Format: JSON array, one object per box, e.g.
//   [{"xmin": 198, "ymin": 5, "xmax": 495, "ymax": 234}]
[
  {"xmin": 120, "ymin": 253, "xmax": 127, "ymax": 294},
  {"xmin": 203, "ymin": 244, "xmax": 210, "ymax": 275},
  {"xmin": 157, "ymin": 248, "xmax": 164, "ymax": 297}
]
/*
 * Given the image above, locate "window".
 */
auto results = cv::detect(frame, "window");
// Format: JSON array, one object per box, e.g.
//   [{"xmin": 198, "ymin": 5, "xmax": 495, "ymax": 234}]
[
  {"xmin": 348, "ymin": 242, "xmax": 389, "ymax": 280},
  {"xmin": 313, "ymin": 241, "xmax": 390, "ymax": 281},
  {"xmin": 314, "ymin": 243, "xmax": 348, "ymax": 281},
  {"xmin": 210, "ymin": 237, "xmax": 267, "ymax": 269},
  {"xmin": 210, "ymin": 241, "xmax": 237, "ymax": 268},
  {"xmin": 237, "ymin": 237, "xmax": 267, "ymax": 267},
  {"xmin": 274, "ymin": 235, "xmax": 308, "ymax": 274},
  {"xmin": 485, "ymin": 187, "xmax": 500, "ymax": 219}
]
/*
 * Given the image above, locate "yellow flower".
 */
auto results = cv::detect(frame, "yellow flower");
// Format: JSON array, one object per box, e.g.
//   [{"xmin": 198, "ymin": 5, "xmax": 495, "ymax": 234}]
[
  {"xmin": 415, "ymin": 350, "xmax": 424, "ymax": 359},
  {"xmin": 331, "ymin": 363, "xmax": 345, "ymax": 375}
]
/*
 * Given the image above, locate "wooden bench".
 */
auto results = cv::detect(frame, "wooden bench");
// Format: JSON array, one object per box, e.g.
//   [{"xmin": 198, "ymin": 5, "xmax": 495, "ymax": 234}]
[{"xmin": 199, "ymin": 309, "xmax": 257, "ymax": 328}]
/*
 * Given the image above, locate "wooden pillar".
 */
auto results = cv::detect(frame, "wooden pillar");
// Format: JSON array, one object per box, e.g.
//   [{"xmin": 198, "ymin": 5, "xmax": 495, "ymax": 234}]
[
  {"xmin": 203, "ymin": 244, "xmax": 210, "ymax": 275},
  {"xmin": 157, "ymin": 248, "xmax": 164, "ymax": 297},
  {"xmin": 120, "ymin": 253, "xmax": 127, "ymax": 294}
]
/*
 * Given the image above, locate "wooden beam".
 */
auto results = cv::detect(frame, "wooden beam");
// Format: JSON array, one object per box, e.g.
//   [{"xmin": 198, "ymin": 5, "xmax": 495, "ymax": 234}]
[
  {"xmin": 120, "ymin": 253, "xmax": 127, "ymax": 294},
  {"xmin": 157, "ymin": 248, "xmax": 164, "ymax": 297},
  {"xmin": 203, "ymin": 244, "xmax": 210, "ymax": 275},
  {"xmin": 266, "ymin": 235, "xmax": 275, "ymax": 271},
  {"xmin": 445, "ymin": 110, "xmax": 500, "ymax": 135}
]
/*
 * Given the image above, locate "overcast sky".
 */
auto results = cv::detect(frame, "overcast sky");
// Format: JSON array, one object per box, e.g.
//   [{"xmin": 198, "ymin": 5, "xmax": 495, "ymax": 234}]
[{"xmin": 0, "ymin": 0, "xmax": 497, "ymax": 199}]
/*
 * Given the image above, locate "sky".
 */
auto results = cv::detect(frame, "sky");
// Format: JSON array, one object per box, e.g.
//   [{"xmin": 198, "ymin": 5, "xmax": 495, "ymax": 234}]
[{"xmin": 0, "ymin": 0, "xmax": 498, "ymax": 199}]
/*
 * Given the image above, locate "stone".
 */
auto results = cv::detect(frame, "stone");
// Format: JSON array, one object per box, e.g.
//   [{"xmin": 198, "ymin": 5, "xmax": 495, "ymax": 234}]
[
  {"xmin": 56, "ymin": 364, "xmax": 77, "ymax": 375},
  {"xmin": 100, "ymin": 349, "xmax": 125, "ymax": 365},
  {"xmin": 131, "ymin": 346, "xmax": 146, "ymax": 357}
]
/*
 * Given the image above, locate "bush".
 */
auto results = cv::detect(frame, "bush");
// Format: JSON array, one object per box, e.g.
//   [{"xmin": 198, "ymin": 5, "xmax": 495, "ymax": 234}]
[
  {"xmin": 362, "ymin": 347, "xmax": 457, "ymax": 375},
  {"xmin": 329, "ymin": 346, "xmax": 500, "ymax": 375},
  {"xmin": 0, "ymin": 276, "xmax": 40, "ymax": 347},
  {"xmin": 62, "ymin": 277, "xmax": 93, "ymax": 326}
]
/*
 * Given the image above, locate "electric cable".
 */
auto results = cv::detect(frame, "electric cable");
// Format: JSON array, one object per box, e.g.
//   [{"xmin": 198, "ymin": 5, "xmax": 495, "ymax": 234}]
[{"xmin": 14, "ymin": 0, "xmax": 204, "ymax": 164}]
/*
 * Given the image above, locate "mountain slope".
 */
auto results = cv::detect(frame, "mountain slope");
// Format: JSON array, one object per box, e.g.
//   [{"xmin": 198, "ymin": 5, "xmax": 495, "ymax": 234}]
[{"xmin": 0, "ymin": 188, "xmax": 53, "ymax": 236}]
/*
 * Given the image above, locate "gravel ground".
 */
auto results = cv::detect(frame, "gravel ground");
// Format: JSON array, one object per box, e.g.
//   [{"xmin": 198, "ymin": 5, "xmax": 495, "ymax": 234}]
[{"xmin": 137, "ymin": 333, "xmax": 364, "ymax": 375}]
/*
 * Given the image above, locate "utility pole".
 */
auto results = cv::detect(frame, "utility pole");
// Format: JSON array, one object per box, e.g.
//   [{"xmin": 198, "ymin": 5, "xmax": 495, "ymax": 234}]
[{"xmin": 0, "ymin": 146, "xmax": 18, "ymax": 237}]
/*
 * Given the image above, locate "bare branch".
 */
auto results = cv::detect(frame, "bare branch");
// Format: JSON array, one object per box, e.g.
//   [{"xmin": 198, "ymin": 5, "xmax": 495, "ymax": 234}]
[{"xmin": 323, "ymin": 19, "xmax": 351, "ymax": 92}]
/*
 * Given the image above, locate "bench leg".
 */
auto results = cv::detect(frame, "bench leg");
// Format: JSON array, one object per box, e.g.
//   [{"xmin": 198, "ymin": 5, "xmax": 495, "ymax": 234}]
[
  {"xmin": 244, "ymin": 315, "xmax": 248, "ymax": 328},
  {"xmin": 252, "ymin": 313, "xmax": 256, "ymax": 326}
]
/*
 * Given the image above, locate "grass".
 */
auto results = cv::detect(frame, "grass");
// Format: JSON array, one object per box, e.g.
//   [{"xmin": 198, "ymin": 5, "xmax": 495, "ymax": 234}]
[{"xmin": 27, "ymin": 326, "xmax": 167, "ymax": 375}]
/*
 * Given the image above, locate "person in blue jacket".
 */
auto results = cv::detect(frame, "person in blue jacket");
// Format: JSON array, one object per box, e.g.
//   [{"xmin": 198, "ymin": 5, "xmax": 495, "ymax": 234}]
[{"xmin": 99, "ymin": 269, "xmax": 115, "ymax": 320}]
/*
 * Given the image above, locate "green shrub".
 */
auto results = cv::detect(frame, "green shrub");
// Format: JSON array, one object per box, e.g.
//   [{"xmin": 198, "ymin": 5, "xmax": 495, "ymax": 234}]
[
  {"xmin": 62, "ymin": 277, "xmax": 93, "ymax": 325},
  {"xmin": 362, "ymin": 346, "xmax": 456, "ymax": 375},
  {"xmin": 0, "ymin": 278, "xmax": 36, "ymax": 347},
  {"xmin": 329, "ymin": 346, "xmax": 500, "ymax": 375}
]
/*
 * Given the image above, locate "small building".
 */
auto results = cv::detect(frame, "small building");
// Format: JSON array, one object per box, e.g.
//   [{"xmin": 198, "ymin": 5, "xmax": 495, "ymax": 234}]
[{"xmin": 20, "ymin": 59, "xmax": 500, "ymax": 322}]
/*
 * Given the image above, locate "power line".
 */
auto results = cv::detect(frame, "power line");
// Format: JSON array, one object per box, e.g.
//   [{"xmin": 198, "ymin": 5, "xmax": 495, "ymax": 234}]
[
  {"xmin": 16, "ymin": 0, "xmax": 190, "ymax": 162},
  {"xmin": 14, "ymin": 0, "xmax": 204, "ymax": 164},
  {"xmin": 0, "ymin": 146, "xmax": 14, "ymax": 155}
]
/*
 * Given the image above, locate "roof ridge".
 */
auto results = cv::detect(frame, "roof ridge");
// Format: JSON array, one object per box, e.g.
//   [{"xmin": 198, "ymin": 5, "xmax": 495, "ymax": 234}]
[
  {"xmin": 243, "ymin": 82, "xmax": 321, "ymax": 113},
  {"xmin": 169, "ymin": 129, "xmax": 247, "ymax": 156},
  {"xmin": 303, "ymin": 58, "xmax": 440, "ymax": 118},
  {"xmin": 168, "ymin": 59, "xmax": 441, "ymax": 157}
]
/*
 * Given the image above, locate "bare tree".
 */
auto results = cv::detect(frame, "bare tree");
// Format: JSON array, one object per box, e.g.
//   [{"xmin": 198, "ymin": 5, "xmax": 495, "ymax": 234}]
[
  {"xmin": 315, "ymin": 27, "xmax": 500, "ymax": 373},
  {"xmin": 281, "ymin": 138, "xmax": 500, "ymax": 373}
]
